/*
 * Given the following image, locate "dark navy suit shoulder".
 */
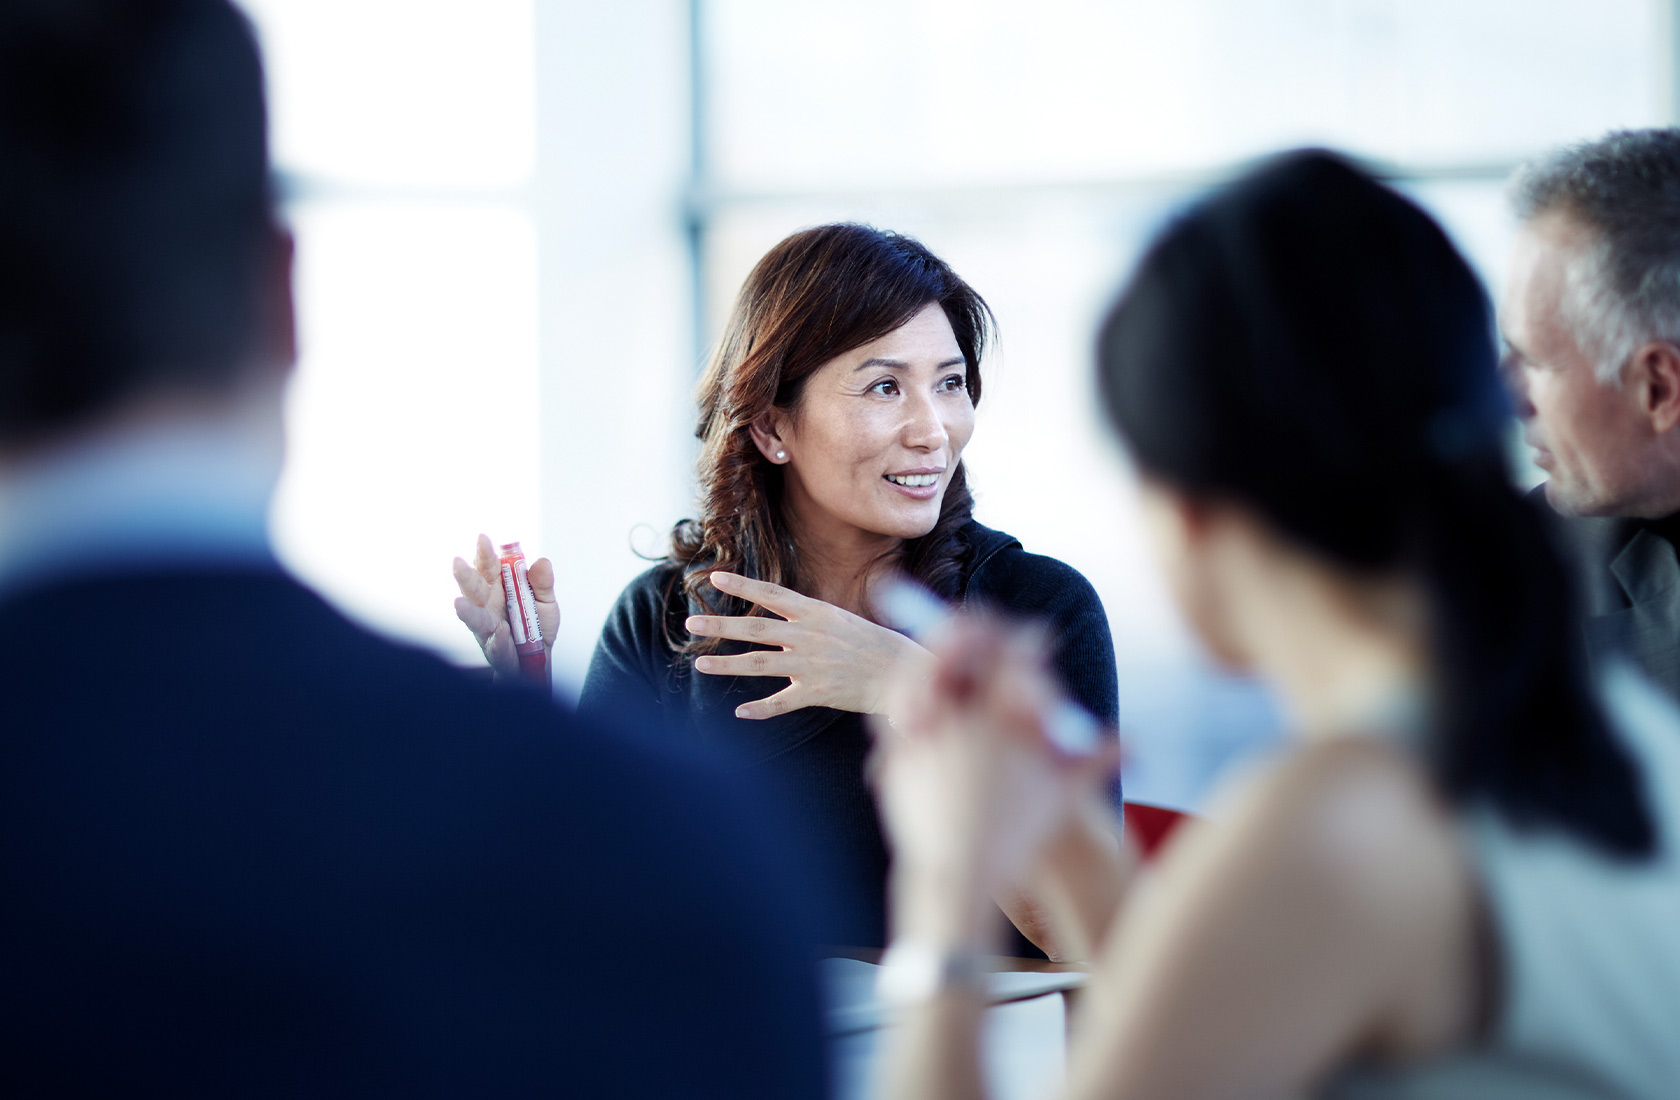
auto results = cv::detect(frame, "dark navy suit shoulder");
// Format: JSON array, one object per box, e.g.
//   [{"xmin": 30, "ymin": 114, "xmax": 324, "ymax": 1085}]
[{"xmin": 0, "ymin": 567, "xmax": 824, "ymax": 1098}]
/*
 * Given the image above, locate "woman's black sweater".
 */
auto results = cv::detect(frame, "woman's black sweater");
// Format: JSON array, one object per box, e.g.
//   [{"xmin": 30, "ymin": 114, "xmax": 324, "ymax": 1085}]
[{"xmin": 578, "ymin": 520, "xmax": 1119, "ymax": 948}]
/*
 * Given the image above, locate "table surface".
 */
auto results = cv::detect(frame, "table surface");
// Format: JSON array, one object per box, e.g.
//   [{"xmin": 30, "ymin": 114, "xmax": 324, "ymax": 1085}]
[
  {"xmin": 824, "ymin": 949, "xmax": 1078, "ymax": 1100},
  {"xmin": 826, "ymin": 945, "xmax": 1089, "ymax": 976}
]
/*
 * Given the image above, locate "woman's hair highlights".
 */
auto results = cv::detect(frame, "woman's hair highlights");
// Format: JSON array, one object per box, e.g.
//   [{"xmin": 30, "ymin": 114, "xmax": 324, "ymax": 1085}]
[{"xmin": 669, "ymin": 223, "xmax": 994, "ymax": 651}]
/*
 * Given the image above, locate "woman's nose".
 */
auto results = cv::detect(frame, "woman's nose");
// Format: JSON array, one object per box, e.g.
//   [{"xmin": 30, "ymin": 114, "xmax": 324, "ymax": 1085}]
[{"xmin": 901, "ymin": 392, "xmax": 949, "ymax": 450}]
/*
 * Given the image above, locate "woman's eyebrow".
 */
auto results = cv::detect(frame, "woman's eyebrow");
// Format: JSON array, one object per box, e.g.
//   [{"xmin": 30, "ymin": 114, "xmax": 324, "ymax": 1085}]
[{"xmin": 852, "ymin": 356, "xmax": 967, "ymax": 372}]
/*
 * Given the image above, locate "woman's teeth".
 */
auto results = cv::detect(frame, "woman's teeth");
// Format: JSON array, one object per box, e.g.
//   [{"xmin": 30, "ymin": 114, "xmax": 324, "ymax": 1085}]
[{"xmin": 886, "ymin": 473, "xmax": 939, "ymax": 488}]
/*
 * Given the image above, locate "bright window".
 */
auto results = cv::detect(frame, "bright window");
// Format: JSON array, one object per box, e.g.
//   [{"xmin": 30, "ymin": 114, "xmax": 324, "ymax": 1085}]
[
  {"xmin": 701, "ymin": 0, "xmax": 1669, "ymax": 806},
  {"xmin": 239, "ymin": 0, "xmax": 1671, "ymax": 808},
  {"xmin": 241, "ymin": 1, "xmax": 539, "ymax": 665}
]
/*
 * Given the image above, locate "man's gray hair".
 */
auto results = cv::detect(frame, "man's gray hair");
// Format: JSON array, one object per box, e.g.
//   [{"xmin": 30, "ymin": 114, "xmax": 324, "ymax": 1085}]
[{"xmin": 1512, "ymin": 129, "xmax": 1680, "ymax": 386}]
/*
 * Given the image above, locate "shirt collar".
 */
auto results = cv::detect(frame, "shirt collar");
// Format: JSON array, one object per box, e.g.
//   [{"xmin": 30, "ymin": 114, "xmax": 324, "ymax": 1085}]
[{"xmin": 0, "ymin": 414, "xmax": 280, "ymax": 594}]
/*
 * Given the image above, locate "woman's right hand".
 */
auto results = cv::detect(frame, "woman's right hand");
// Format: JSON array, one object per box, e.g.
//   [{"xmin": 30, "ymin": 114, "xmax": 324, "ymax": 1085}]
[
  {"xmin": 870, "ymin": 613, "xmax": 1123, "ymax": 947},
  {"xmin": 452, "ymin": 534, "xmax": 559, "ymax": 678}
]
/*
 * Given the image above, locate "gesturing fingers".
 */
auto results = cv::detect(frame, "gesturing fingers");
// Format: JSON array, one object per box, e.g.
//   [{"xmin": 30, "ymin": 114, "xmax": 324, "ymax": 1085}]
[
  {"xmin": 452, "ymin": 555, "xmax": 493, "ymax": 607},
  {"xmin": 709, "ymin": 571, "xmax": 814, "ymax": 619},
  {"xmin": 685, "ymin": 613, "xmax": 794, "ymax": 646},
  {"xmin": 733, "ymin": 683, "xmax": 800, "ymax": 721},
  {"xmin": 482, "ymin": 616, "xmax": 516, "ymax": 670},
  {"xmin": 473, "ymin": 533, "xmax": 501, "ymax": 590},
  {"xmin": 692, "ymin": 649, "xmax": 795, "ymax": 679},
  {"xmin": 453, "ymin": 595, "xmax": 502, "ymax": 644}
]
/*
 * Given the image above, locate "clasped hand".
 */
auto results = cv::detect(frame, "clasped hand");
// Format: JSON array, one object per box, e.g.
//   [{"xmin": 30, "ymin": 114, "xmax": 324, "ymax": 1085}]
[
  {"xmin": 685, "ymin": 571, "xmax": 934, "ymax": 721},
  {"xmin": 869, "ymin": 613, "xmax": 1123, "ymax": 920}
]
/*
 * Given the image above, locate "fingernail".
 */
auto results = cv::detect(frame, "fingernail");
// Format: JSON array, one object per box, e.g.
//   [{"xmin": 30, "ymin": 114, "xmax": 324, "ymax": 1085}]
[
  {"xmin": 734, "ymin": 705, "xmax": 749, "ymax": 718},
  {"xmin": 695, "ymin": 657, "xmax": 711, "ymax": 671},
  {"xmin": 711, "ymin": 571, "xmax": 734, "ymax": 587}
]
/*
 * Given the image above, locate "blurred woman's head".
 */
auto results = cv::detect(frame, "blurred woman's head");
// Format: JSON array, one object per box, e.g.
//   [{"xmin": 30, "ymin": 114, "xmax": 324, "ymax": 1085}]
[
  {"xmin": 674, "ymin": 223, "xmax": 994, "ymax": 625},
  {"xmin": 1097, "ymin": 150, "xmax": 1652, "ymax": 856},
  {"xmin": 1102, "ymin": 152, "xmax": 1505, "ymax": 577}
]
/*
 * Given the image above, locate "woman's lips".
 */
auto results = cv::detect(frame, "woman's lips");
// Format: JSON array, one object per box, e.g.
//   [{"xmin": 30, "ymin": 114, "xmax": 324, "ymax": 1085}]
[{"xmin": 883, "ymin": 471, "xmax": 942, "ymax": 500}]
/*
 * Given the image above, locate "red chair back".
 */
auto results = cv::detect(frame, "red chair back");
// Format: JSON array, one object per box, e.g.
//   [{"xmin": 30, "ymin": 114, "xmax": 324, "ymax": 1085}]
[{"xmin": 1122, "ymin": 801, "xmax": 1193, "ymax": 860}]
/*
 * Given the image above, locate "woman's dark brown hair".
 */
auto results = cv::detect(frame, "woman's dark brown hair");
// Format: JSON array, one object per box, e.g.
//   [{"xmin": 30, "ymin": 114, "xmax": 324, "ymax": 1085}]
[{"xmin": 668, "ymin": 223, "xmax": 994, "ymax": 651}]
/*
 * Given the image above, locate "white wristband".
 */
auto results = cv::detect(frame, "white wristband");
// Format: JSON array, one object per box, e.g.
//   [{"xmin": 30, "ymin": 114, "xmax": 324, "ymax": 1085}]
[{"xmin": 876, "ymin": 940, "xmax": 989, "ymax": 1008}]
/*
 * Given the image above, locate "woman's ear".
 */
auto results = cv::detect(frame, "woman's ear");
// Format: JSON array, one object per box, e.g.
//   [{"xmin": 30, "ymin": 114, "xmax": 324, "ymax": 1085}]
[
  {"xmin": 1136, "ymin": 479, "xmax": 1203, "ymax": 562},
  {"xmin": 748, "ymin": 413, "xmax": 792, "ymax": 464}
]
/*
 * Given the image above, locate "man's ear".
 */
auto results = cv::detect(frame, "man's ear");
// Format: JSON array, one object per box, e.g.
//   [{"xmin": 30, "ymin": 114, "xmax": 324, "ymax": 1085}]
[
  {"xmin": 747, "ymin": 412, "xmax": 791, "ymax": 464},
  {"xmin": 1632, "ymin": 340, "xmax": 1680, "ymax": 434}
]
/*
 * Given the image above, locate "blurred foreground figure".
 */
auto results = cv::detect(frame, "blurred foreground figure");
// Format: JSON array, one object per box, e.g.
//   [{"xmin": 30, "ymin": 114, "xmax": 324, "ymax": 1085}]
[
  {"xmin": 1506, "ymin": 130, "xmax": 1680, "ymax": 701},
  {"xmin": 873, "ymin": 152, "xmax": 1680, "ymax": 1100},
  {"xmin": 0, "ymin": 2, "xmax": 824, "ymax": 1095}
]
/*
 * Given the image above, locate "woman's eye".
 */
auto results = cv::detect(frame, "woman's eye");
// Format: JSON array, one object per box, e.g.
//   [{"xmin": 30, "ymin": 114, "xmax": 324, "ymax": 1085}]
[
  {"xmin": 939, "ymin": 374, "xmax": 967, "ymax": 392},
  {"xmin": 869, "ymin": 379, "xmax": 900, "ymax": 396}
]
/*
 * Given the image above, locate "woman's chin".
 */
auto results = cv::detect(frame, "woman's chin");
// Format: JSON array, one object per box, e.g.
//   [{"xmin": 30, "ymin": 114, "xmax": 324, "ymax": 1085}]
[
  {"xmin": 832, "ymin": 489, "xmax": 949, "ymax": 542},
  {"xmin": 878, "ymin": 505, "xmax": 944, "ymax": 541}
]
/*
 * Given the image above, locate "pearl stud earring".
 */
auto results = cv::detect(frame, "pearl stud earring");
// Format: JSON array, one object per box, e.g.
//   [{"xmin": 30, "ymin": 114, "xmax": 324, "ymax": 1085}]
[{"xmin": 775, "ymin": 450, "xmax": 786, "ymax": 461}]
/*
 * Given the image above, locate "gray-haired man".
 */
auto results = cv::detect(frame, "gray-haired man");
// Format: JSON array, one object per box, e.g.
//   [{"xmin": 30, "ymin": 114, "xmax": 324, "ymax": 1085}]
[{"xmin": 1504, "ymin": 128, "xmax": 1680, "ymax": 698}]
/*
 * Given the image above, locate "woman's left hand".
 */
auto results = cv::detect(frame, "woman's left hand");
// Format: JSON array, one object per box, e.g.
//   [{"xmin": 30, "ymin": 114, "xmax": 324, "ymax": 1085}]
[{"xmin": 685, "ymin": 571, "xmax": 934, "ymax": 720}]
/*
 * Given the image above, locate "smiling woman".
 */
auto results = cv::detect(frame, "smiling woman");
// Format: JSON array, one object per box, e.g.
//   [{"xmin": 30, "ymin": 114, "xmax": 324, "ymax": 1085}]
[
  {"xmin": 759, "ymin": 303, "xmax": 976, "ymax": 587},
  {"xmin": 456, "ymin": 224, "xmax": 1119, "ymax": 950}
]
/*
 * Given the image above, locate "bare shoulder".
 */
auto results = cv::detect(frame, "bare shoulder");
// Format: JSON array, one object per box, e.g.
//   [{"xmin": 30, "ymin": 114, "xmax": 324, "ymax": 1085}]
[
  {"xmin": 1072, "ymin": 736, "xmax": 1484, "ymax": 1097},
  {"xmin": 1197, "ymin": 735, "xmax": 1482, "ymax": 1054},
  {"xmin": 1133, "ymin": 734, "xmax": 1469, "ymax": 949},
  {"xmin": 1215, "ymin": 735, "xmax": 1460, "ymax": 888},
  {"xmin": 1182, "ymin": 735, "xmax": 1481, "ymax": 1012}
]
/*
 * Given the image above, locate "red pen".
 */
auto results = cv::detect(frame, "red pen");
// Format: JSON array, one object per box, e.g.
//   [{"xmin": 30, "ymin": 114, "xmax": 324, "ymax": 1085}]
[{"xmin": 497, "ymin": 541, "xmax": 548, "ymax": 686}]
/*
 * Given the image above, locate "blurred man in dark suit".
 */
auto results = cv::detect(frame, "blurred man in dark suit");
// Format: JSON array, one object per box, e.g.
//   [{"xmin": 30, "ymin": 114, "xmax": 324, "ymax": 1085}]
[
  {"xmin": 1505, "ymin": 129, "xmax": 1680, "ymax": 701},
  {"xmin": 0, "ymin": 2, "xmax": 825, "ymax": 1095}
]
